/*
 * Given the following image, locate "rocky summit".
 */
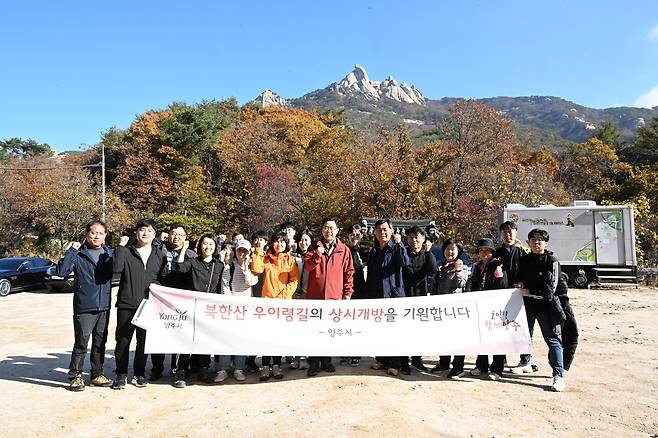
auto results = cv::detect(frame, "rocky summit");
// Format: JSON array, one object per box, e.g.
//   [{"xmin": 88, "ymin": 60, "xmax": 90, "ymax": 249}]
[{"xmin": 330, "ymin": 64, "xmax": 425, "ymax": 105}]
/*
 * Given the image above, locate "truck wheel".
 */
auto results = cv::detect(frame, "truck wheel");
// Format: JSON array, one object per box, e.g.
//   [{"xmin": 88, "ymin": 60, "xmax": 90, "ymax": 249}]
[
  {"xmin": 571, "ymin": 272, "xmax": 589, "ymax": 288},
  {"xmin": 0, "ymin": 279, "xmax": 11, "ymax": 297}
]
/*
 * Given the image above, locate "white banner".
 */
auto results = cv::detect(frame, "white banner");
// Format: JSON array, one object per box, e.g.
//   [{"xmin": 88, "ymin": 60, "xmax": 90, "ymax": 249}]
[{"xmin": 133, "ymin": 284, "xmax": 531, "ymax": 356}]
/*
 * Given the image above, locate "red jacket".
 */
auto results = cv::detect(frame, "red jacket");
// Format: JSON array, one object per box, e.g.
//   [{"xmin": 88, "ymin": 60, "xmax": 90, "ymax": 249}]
[{"xmin": 304, "ymin": 238, "xmax": 354, "ymax": 300}]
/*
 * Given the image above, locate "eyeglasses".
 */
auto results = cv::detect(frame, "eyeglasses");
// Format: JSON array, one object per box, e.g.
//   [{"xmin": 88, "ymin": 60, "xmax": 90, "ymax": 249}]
[
  {"xmin": 322, "ymin": 226, "xmax": 338, "ymax": 231},
  {"xmin": 170, "ymin": 233, "xmax": 187, "ymax": 238}
]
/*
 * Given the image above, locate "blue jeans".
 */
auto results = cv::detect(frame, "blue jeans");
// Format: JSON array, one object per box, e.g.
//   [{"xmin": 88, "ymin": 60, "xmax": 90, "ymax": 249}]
[
  {"xmin": 524, "ymin": 310, "xmax": 564, "ymax": 377},
  {"xmin": 219, "ymin": 355, "xmax": 246, "ymax": 370}
]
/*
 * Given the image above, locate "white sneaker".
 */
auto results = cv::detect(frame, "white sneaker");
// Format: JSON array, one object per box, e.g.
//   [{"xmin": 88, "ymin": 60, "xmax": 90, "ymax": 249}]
[
  {"xmin": 469, "ymin": 368, "xmax": 482, "ymax": 376},
  {"xmin": 510, "ymin": 364, "xmax": 533, "ymax": 374},
  {"xmin": 233, "ymin": 369, "xmax": 246, "ymax": 383},
  {"xmin": 213, "ymin": 369, "xmax": 228, "ymax": 383},
  {"xmin": 551, "ymin": 375, "xmax": 566, "ymax": 392},
  {"xmin": 488, "ymin": 372, "xmax": 502, "ymax": 381},
  {"xmin": 448, "ymin": 371, "xmax": 467, "ymax": 380}
]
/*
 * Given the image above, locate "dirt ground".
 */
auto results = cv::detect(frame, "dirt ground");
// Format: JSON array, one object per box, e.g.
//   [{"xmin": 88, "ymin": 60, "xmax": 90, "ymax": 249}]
[{"xmin": 0, "ymin": 287, "xmax": 656, "ymax": 438}]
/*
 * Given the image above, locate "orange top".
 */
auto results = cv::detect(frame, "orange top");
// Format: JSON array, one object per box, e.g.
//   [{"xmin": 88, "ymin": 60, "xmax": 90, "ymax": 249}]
[{"xmin": 250, "ymin": 248, "xmax": 299, "ymax": 299}]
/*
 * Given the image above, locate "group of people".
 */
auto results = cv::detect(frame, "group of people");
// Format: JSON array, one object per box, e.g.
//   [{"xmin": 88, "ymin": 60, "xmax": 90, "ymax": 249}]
[{"xmin": 56, "ymin": 216, "xmax": 577, "ymax": 393}]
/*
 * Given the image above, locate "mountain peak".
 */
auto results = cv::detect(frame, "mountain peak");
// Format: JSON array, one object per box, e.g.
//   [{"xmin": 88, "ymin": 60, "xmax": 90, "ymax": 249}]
[
  {"xmin": 330, "ymin": 65, "xmax": 425, "ymax": 105},
  {"xmin": 252, "ymin": 89, "xmax": 287, "ymax": 108}
]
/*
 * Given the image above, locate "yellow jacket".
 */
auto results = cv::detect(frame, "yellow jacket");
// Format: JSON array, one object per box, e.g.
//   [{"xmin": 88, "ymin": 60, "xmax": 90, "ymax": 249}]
[{"xmin": 250, "ymin": 248, "xmax": 299, "ymax": 299}]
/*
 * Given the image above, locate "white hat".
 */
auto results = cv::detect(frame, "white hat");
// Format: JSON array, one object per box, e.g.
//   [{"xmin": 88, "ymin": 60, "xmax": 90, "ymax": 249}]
[{"xmin": 235, "ymin": 239, "xmax": 252, "ymax": 252}]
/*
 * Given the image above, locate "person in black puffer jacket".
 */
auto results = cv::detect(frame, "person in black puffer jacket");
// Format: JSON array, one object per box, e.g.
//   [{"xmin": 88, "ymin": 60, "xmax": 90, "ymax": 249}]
[{"xmin": 518, "ymin": 228, "xmax": 567, "ymax": 392}]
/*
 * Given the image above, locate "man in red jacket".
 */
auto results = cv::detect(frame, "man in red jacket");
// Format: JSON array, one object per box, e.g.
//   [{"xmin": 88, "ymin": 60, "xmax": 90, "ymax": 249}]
[{"xmin": 304, "ymin": 218, "xmax": 355, "ymax": 376}]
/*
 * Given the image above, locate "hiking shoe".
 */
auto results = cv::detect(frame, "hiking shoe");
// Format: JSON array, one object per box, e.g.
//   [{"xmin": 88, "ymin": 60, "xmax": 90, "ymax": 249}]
[
  {"xmin": 259, "ymin": 366, "xmax": 271, "ymax": 381},
  {"xmin": 551, "ymin": 375, "xmax": 566, "ymax": 392},
  {"xmin": 411, "ymin": 359, "xmax": 428, "ymax": 372},
  {"xmin": 470, "ymin": 368, "xmax": 483, "ymax": 377},
  {"xmin": 289, "ymin": 359, "xmax": 300, "ymax": 370},
  {"xmin": 90, "ymin": 374, "xmax": 113, "ymax": 387},
  {"xmin": 321, "ymin": 363, "xmax": 336, "ymax": 373},
  {"xmin": 447, "ymin": 370, "xmax": 467, "ymax": 380},
  {"xmin": 510, "ymin": 364, "xmax": 533, "ymax": 374},
  {"xmin": 430, "ymin": 365, "xmax": 450, "ymax": 374},
  {"xmin": 233, "ymin": 369, "xmax": 246, "ymax": 383},
  {"xmin": 387, "ymin": 368, "xmax": 399, "ymax": 377},
  {"xmin": 370, "ymin": 361, "xmax": 384, "ymax": 370},
  {"xmin": 307, "ymin": 362, "xmax": 320, "ymax": 377},
  {"xmin": 488, "ymin": 372, "xmax": 502, "ymax": 381},
  {"xmin": 132, "ymin": 376, "xmax": 148, "ymax": 387},
  {"xmin": 69, "ymin": 375, "xmax": 85, "ymax": 392},
  {"xmin": 349, "ymin": 358, "xmax": 360, "ymax": 367},
  {"xmin": 173, "ymin": 370, "xmax": 186, "ymax": 388},
  {"xmin": 214, "ymin": 369, "xmax": 228, "ymax": 383},
  {"xmin": 197, "ymin": 367, "xmax": 211, "ymax": 383},
  {"xmin": 111, "ymin": 374, "xmax": 127, "ymax": 390},
  {"xmin": 272, "ymin": 364, "xmax": 284, "ymax": 379}
]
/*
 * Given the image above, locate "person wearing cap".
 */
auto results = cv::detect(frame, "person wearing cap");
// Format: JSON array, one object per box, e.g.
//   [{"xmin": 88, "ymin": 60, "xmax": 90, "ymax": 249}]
[
  {"xmin": 214, "ymin": 239, "xmax": 260, "ymax": 384},
  {"xmin": 304, "ymin": 218, "xmax": 355, "ymax": 377},
  {"xmin": 467, "ymin": 237, "xmax": 508, "ymax": 380}
]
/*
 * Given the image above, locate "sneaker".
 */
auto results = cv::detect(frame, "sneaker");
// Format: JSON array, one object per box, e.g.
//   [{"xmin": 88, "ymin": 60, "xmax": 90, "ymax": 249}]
[
  {"xmin": 69, "ymin": 375, "xmax": 85, "ymax": 392},
  {"xmin": 470, "ymin": 368, "xmax": 483, "ymax": 377},
  {"xmin": 370, "ymin": 361, "xmax": 384, "ymax": 370},
  {"xmin": 214, "ymin": 369, "xmax": 228, "ymax": 383},
  {"xmin": 173, "ymin": 370, "xmax": 186, "ymax": 388},
  {"xmin": 321, "ymin": 363, "xmax": 336, "ymax": 373},
  {"xmin": 447, "ymin": 370, "xmax": 467, "ymax": 380},
  {"xmin": 430, "ymin": 364, "xmax": 450, "ymax": 374},
  {"xmin": 339, "ymin": 357, "xmax": 349, "ymax": 366},
  {"xmin": 488, "ymin": 372, "xmax": 502, "ymax": 381},
  {"xmin": 272, "ymin": 364, "xmax": 283, "ymax": 379},
  {"xmin": 259, "ymin": 366, "xmax": 271, "ymax": 381},
  {"xmin": 90, "ymin": 374, "xmax": 113, "ymax": 387},
  {"xmin": 350, "ymin": 358, "xmax": 360, "ymax": 367},
  {"xmin": 132, "ymin": 376, "xmax": 148, "ymax": 387},
  {"xmin": 233, "ymin": 369, "xmax": 246, "ymax": 383},
  {"xmin": 551, "ymin": 375, "xmax": 566, "ymax": 392},
  {"xmin": 111, "ymin": 374, "xmax": 127, "ymax": 390},
  {"xmin": 289, "ymin": 359, "xmax": 300, "ymax": 370},
  {"xmin": 307, "ymin": 362, "xmax": 320, "ymax": 377},
  {"xmin": 387, "ymin": 368, "xmax": 399, "ymax": 377},
  {"xmin": 510, "ymin": 364, "xmax": 534, "ymax": 374},
  {"xmin": 411, "ymin": 359, "xmax": 428, "ymax": 372}
]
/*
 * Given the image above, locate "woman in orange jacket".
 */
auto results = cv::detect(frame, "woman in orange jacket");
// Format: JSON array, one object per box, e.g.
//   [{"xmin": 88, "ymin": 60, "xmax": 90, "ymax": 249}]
[{"xmin": 250, "ymin": 229, "xmax": 299, "ymax": 380}]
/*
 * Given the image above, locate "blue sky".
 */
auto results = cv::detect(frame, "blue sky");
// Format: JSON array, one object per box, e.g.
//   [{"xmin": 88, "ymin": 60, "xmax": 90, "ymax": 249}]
[{"xmin": 1, "ymin": 1, "xmax": 658, "ymax": 151}]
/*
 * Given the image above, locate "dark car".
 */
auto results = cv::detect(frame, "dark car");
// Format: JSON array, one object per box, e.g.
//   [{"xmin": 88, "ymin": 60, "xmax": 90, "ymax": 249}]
[
  {"xmin": 0, "ymin": 257, "xmax": 54, "ymax": 297},
  {"xmin": 44, "ymin": 265, "xmax": 76, "ymax": 293}
]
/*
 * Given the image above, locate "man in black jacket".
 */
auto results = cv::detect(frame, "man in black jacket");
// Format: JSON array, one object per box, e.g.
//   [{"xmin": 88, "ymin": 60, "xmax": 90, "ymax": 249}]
[
  {"xmin": 149, "ymin": 224, "xmax": 197, "ymax": 381},
  {"xmin": 55, "ymin": 220, "xmax": 114, "ymax": 392},
  {"xmin": 111, "ymin": 218, "xmax": 167, "ymax": 389},
  {"xmin": 401, "ymin": 225, "xmax": 437, "ymax": 373}
]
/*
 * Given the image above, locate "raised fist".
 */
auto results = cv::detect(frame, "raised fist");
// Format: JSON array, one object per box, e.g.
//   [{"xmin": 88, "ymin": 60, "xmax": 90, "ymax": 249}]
[
  {"xmin": 393, "ymin": 233, "xmax": 402, "ymax": 244},
  {"xmin": 160, "ymin": 232, "xmax": 169, "ymax": 242},
  {"xmin": 119, "ymin": 236, "xmax": 129, "ymax": 247}
]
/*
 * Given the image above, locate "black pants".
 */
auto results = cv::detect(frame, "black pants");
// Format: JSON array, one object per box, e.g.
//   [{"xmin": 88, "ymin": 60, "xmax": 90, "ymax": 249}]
[
  {"xmin": 308, "ymin": 356, "xmax": 332, "ymax": 368},
  {"xmin": 439, "ymin": 355, "xmax": 465, "ymax": 373},
  {"xmin": 114, "ymin": 308, "xmax": 147, "ymax": 377},
  {"xmin": 69, "ymin": 310, "xmax": 110, "ymax": 378},
  {"xmin": 261, "ymin": 356, "xmax": 281, "ymax": 367},
  {"xmin": 474, "ymin": 355, "xmax": 505, "ymax": 375},
  {"xmin": 176, "ymin": 354, "xmax": 211, "ymax": 372},
  {"xmin": 150, "ymin": 354, "xmax": 177, "ymax": 375},
  {"xmin": 561, "ymin": 299, "xmax": 579, "ymax": 370}
]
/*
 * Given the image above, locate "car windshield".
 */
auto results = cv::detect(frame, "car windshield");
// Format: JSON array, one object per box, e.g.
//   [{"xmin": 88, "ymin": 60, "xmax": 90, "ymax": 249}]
[{"xmin": 0, "ymin": 259, "xmax": 22, "ymax": 271}]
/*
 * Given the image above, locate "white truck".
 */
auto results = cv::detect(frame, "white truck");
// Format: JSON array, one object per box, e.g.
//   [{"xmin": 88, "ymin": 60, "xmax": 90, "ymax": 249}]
[{"xmin": 501, "ymin": 201, "xmax": 638, "ymax": 288}]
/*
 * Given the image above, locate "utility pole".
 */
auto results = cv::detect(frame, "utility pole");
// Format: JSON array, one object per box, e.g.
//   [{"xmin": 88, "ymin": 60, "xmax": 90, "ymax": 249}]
[{"xmin": 101, "ymin": 143, "xmax": 106, "ymax": 222}]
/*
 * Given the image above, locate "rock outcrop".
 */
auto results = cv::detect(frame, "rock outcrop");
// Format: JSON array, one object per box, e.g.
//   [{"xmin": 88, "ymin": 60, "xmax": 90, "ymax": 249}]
[
  {"xmin": 253, "ymin": 89, "xmax": 287, "ymax": 108},
  {"xmin": 330, "ymin": 65, "xmax": 425, "ymax": 105}
]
